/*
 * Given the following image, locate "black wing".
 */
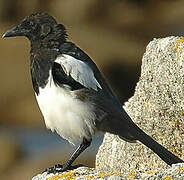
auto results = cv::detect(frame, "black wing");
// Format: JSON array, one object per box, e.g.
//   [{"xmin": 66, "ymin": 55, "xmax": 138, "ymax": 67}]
[
  {"xmin": 52, "ymin": 62, "xmax": 85, "ymax": 91},
  {"xmin": 58, "ymin": 42, "xmax": 122, "ymax": 108}
]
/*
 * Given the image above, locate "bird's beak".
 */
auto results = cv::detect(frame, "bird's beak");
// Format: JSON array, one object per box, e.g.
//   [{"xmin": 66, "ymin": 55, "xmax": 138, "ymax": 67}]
[{"xmin": 2, "ymin": 25, "xmax": 27, "ymax": 38}]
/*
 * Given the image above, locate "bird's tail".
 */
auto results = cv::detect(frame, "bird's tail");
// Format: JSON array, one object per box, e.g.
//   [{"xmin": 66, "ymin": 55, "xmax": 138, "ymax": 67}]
[
  {"xmin": 105, "ymin": 109, "xmax": 184, "ymax": 165},
  {"xmin": 130, "ymin": 123, "xmax": 183, "ymax": 165}
]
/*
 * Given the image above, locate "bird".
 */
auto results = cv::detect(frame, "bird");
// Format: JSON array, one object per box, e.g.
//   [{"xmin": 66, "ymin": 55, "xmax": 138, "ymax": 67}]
[{"xmin": 3, "ymin": 13, "xmax": 184, "ymax": 173}]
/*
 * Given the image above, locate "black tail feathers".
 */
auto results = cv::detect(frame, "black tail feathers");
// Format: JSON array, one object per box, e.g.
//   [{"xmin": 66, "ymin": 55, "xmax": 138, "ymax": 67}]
[{"xmin": 129, "ymin": 123, "xmax": 184, "ymax": 165}]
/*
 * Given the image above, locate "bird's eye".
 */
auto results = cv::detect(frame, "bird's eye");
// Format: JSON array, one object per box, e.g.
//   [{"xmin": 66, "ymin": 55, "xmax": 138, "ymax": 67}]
[{"xmin": 22, "ymin": 20, "xmax": 35, "ymax": 29}]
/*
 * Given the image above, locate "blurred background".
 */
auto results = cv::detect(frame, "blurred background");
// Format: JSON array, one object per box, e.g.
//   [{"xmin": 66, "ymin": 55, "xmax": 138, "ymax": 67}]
[{"xmin": 0, "ymin": 0, "xmax": 184, "ymax": 179}]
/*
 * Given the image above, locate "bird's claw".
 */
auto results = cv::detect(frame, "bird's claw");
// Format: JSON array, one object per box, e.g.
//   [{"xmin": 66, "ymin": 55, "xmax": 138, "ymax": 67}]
[
  {"xmin": 44, "ymin": 164, "xmax": 66, "ymax": 174},
  {"xmin": 44, "ymin": 163, "xmax": 84, "ymax": 174}
]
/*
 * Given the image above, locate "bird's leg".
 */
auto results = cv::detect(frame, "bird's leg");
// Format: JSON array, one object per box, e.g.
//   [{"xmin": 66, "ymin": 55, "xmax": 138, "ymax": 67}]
[{"xmin": 45, "ymin": 138, "xmax": 91, "ymax": 174}]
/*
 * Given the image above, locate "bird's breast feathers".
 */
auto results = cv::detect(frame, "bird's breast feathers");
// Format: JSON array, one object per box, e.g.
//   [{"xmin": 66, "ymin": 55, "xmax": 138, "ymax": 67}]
[{"xmin": 35, "ymin": 54, "xmax": 102, "ymax": 145}]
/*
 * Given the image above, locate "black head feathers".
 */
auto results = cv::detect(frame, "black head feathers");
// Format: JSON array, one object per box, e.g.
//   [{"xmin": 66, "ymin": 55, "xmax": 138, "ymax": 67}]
[{"xmin": 3, "ymin": 13, "xmax": 67, "ymax": 43}]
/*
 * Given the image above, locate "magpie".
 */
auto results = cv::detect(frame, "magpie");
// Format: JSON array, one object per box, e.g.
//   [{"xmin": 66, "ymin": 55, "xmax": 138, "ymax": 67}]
[{"xmin": 3, "ymin": 13, "xmax": 184, "ymax": 173}]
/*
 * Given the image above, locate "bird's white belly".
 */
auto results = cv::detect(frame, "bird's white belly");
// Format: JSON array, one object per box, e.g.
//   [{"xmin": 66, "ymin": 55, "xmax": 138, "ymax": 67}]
[{"xmin": 35, "ymin": 79, "xmax": 96, "ymax": 145}]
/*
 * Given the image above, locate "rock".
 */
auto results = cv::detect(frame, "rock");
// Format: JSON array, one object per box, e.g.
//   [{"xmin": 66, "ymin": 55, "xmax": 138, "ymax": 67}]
[
  {"xmin": 96, "ymin": 36, "xmax": 184, "ymax": 172},
  {"xmin": 32, "ymin": 167, "xmax": 124, "ymax": 180},
  {"xmin": 32, "ymin": 163, "xmax": 184, "ymax": 179}
]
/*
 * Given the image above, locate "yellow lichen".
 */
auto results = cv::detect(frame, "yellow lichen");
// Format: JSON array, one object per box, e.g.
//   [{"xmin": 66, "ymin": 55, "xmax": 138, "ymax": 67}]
[
  {"xmin": 106, "ymin": 171, "xmax": 112, "ymax": 176},
  {"xmin": 127, "ymin": 171, "xmax": 136, "ymax": 179},
  {"xmin": 163, "ymin": 175, "xmax": 172, "ymax": 180},
  {"xmin": 46, "ymin": 170, "xmax": 123, "ymax": 180},
  {"xmin": 97, "ymin": 172, "xmax": 106, "ymax": 178},
  {"xmin": 46, "ymin": 170, "xmax": 79, "ymax": 180},
  {"xmin": 96, "ymin": 171, "xmax": 122, "ymax": 179},
  {"xmin": 46, "ymin": 176, "xmax": 59, "ymax": 180},
  {"xmin": 175, "ymin": 37, "xmax": 184, "ymax": 59},
  {"xmin": 174, "ymin": 119, "xmax": 180, "ymax": 126},
  {"xmin": 176, "ymin": 38, "xmax": 184, "ymax": 44},
  {"xmin": 115, "ymin": 172, "xmax": 123, "ymax": 176},
  {"xmin": 60, "ymin": 171, "xmax": 79, "ymax": 180},
  {"xmin": 86, "ymin": 175, "xmax": 95, "ymax": 179},
  {"xmin": 146, "ymin": 170, "xmax": 156, "ymax": 174},
  {"xmin": 178, "ymin": 167, "xmax": 184, "ymax": 171}
]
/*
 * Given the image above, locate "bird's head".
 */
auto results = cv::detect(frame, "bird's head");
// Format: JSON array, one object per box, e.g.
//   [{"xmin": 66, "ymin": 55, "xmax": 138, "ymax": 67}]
[{"xmin": 3, "ymin": 13, "xmax": 67, "ymax": 43}]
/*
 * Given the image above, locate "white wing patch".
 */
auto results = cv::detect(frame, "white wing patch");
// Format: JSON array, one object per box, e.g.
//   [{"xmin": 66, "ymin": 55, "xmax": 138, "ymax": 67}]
[{"xmin": 55, "ymin": 54, "xmax": 102, "ymax": 91}]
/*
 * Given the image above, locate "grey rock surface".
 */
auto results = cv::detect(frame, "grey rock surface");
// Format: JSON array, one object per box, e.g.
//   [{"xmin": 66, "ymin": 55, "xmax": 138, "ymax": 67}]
[
  {"xmin": 32, "ymin": 163, "xmax": 184, "ymax": 179},
  {"xmin": 31, "ymin": 167, "xmax": 125, "ymax": 180},
  {"xmin": 96, "ymin": 36, "xmax": 184, "ymax": 172}
]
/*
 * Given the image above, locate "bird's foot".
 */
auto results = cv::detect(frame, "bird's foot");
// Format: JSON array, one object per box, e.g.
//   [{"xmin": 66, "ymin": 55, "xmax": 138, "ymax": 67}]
[
  {"xmin": 44, "ymin": 163, "xmax": 83, "ymax": 174},
  {"xmin": 44, "ymin": 164, "xmax": 69, "ymax": 174}
]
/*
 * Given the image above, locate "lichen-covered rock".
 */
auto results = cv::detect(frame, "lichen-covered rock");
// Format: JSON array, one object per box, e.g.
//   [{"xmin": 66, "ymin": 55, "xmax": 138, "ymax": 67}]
[
  {"xmin": 32, "ymin": 163, "xmax": 184, "ymax": 179},
  {"xmin": 96, "ymin": 36, "xmax": 184, "ymax": 172},
  {"xmin": 32, "ymin": 167, "xmax": 125, "ymax": 180}
]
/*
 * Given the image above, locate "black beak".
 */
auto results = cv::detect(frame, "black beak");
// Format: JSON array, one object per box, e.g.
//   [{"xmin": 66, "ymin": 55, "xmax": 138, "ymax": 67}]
[{"xmin": 2, "ymin": 25, "xmax": 28, "ymax": 38}]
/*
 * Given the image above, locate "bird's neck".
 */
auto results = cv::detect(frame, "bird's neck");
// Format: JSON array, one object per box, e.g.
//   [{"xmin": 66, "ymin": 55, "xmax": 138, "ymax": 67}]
[
  {"xmin": 31, "ymin": 38, "xmax": 63, "ymax": 50},
  {"xmin": 30, "ymin": 38, "xmax": 63, "ymax": 63},
  {"xmin": 30, "ymin": 39, "xmax": 61, "ymax": 65},
  {"xmin": 29, "ymin": 38, "xmax": 62, "ymax": 95}
]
